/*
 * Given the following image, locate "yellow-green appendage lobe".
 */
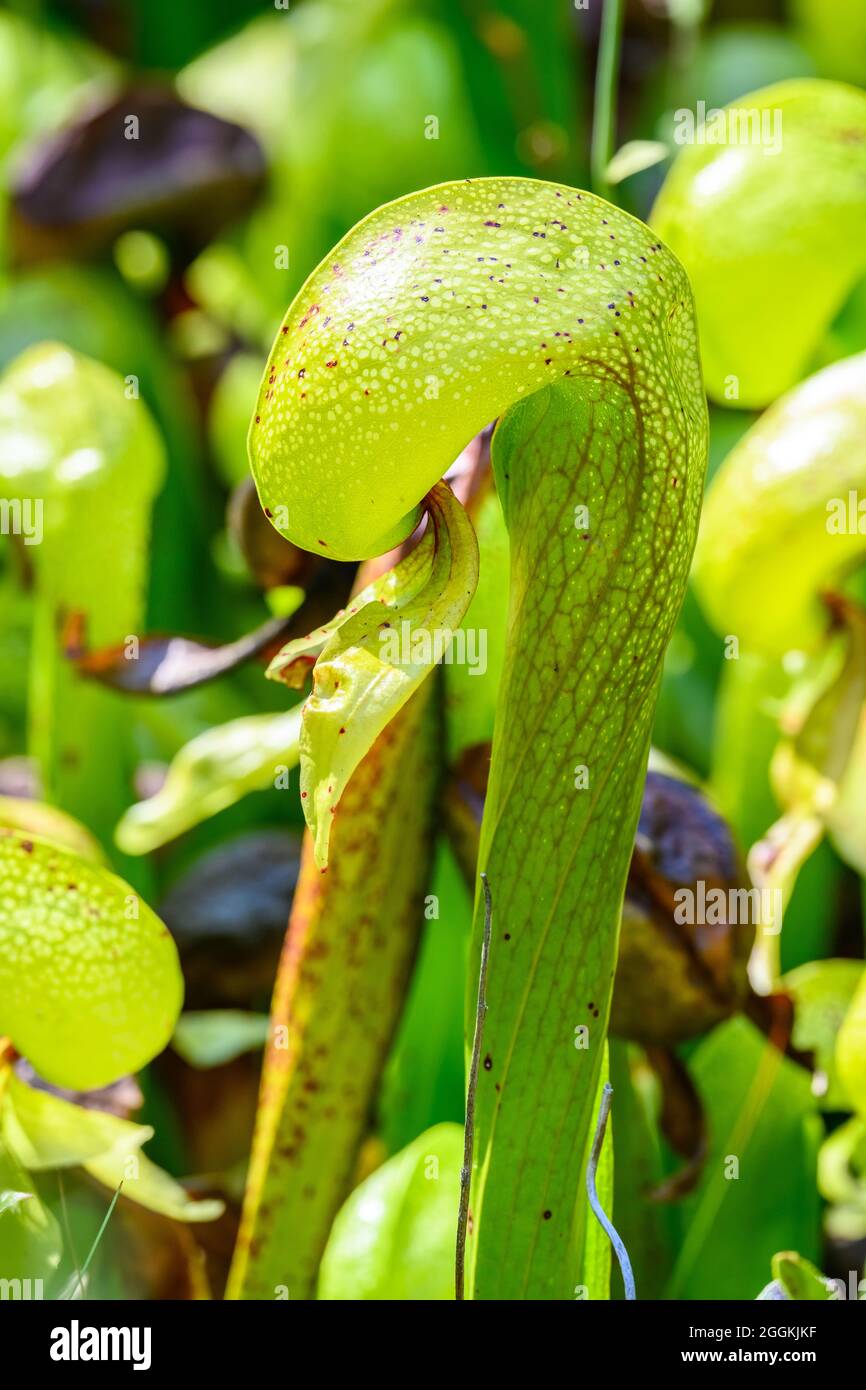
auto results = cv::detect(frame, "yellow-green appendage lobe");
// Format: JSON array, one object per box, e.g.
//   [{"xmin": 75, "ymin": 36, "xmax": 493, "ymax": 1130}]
[{"xmin": 250, "ymin": 177, "xmax": 705, "ymax": 560}]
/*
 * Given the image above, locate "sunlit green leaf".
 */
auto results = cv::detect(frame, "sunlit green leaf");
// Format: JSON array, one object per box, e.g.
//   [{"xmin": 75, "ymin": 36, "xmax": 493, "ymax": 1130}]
[
  {"xmin": 281, "ymin": 483, "xmax": 477, "ymax": 867},
  {"xmin": 0, "ymin": 797, "xmax": 104, "ymax": 864},
  {"xmin": 115, "ymin": 707, "xmax": 302, "ymax": 855},
  {"xmin": 0, "ymin": 342, "xmax": 166, "ymax": 842},
  {"xmin": 266, "ymin": 526, "xmax": 434, "ymax": 687},
  {"xmin": 0, "ymin": 829, "xmax": 183, "ymax": 1089},
  {"xmin": 0, "ymin": 1131, "xmax": 62, "ymax": 1285},
  {"xmin": 3, "ymin": 1074, "xmax": 223, "ymax": 1224},
  {"xmin": 743, "ymin": 603, "xmax": 866, "ymax": 983},
  {"xmin": 0, "ymin": 10, "xmax": 114, "ymax": 165},
  {"xmin": 318, "ymin": 1123, "xmax": 462, "ymax": 1300},
  {"xmin": 784, "ymin": 959, "xmax": 864, "ymax": 1109},
  {"xmin": 2, "ymin": 1072, "xmax": 152, "ymax": 1171},
  {"xmin": 762, "ymin": 597, "xmax": 866, "ymax": 880},
  {"xmin": 818, "ymin": 1116, "xmax": 866, "ymax": 1242},
  {"xmin": 837, "ymin": 971, "xmax": 866, "ymax": 1117},
  {"xmin": 379, "ymin": 843, "xmax": 468, "ymax": 1154},
  {"xmin": 84, "ymin": 1149, "xmax": 223, "ymax": 1224},
  {"xmin": 818, "ymin": 1116, "xmax": 866, "ymax": 1204},
  {"xmin": 443, "ymin": 486, "xmax": 509, "ymax": 760},
  {"xmin": 667, "ymin": 1018, "xmax": 820, "ymax": 1299},
  {"xmin": 606, "ymin": 140, "xmax": 669, "ymax": 184},
  {"xmin": 770, "ymin": 1250, "xmax": 835, "ymax": 1300},
  {"xmin": 694, "ymin": 353, "xmax": 866, "ymax": 657},
  {"xmin": 172, "ymin": 1010, "xmax": 270, "ymax": 1069},
  {"xmin": 653, "ymin": 81, "xmax": 866, "ymax": 406},
  {"xmin": 608, "ymin": 1043, "xmax": 674, "ymax": 1300}
]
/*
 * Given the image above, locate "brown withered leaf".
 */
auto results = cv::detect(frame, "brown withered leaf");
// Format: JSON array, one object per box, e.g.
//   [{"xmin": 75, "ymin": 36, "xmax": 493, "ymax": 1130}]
[
  {"xmin": 442, "ymin": 741, "xmax": 490, "ymax": 885},
  {"xmin": 64, "ymin": 612, "xmax": 298, "ymax": 695},
  {"xmin": 63, "ymin": 563, "xmax": 354, "ymax": 695},
  {"xmin": 444, "ymin": 759, "xmax": 753, "ymax": 1046},
  {"xmin": 228, "ymin": 478, "xmax": 320, "ymax": 591},
  {"xmin": 14, "ymin": 1058, "xmax": 143, "ymax": 1119},
  {"xmin": 745, "ymin": 990, "xmax": 813, "ymax": 1070},
  {"xmin": 612, "ymin": 772, "xmax": 752, "ymax": 1046},
  {"xmin": 159, "ymin": 830, "xmax": 302, "ymax": 1011},
  {"xmin": 9, "ymin": 85, "xmax": 266, "ymax": 266},
  {"xmin": 643, "ymin": 1046, "xmax": 707, "ymax": 1203}
]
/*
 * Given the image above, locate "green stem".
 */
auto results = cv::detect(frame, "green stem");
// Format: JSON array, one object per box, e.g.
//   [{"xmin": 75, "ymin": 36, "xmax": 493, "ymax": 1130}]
[
  {"xmin": 466, "ymin": 372, "xmax": 703, "ymax": 1297},
  {"xmin": 227, "ymin": 681, "xmax": 438, "ymax": 1300},
  {"xmin": 80, "ymin": 1180, "xmax": 124, "ymax": 1280},
  {"xmin": 246, "ymin": 176, "xmax": 707, "ymax": 1300},
  {"xmin": 591, "ymin": 0, "xmax": 625, "ymax": 201},
  {"xmin": 456, "ymin": 871, "xmax": 492, "ymax": 1301},
  {"xmin": 0, "ymin": 345, "xmax": 164, "ymax": 859}
]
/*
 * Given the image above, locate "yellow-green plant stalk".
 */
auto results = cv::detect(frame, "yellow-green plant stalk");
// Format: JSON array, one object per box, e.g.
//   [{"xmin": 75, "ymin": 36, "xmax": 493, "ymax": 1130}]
[
  {"xmin": 652, "ymin": 79, "xmax": 866, "ymax": 409},
  {"xmin": 227, "ymin": 680, "xmax": 439, "ymax": 1300},
  {"xmin": 0, "ymin": 344, "xmax": 165, "ymax": 848},
  {"xmin": 693, "ymin": 351, "xmax": 866, "ymax": 986},
  {"xmin": 695, "ymin": 353, "xmax": 866, "ymax": 657},
  {"xmin": 653, "ymin": 77, "xmax": 866, "ymax": 960},
  {"xmin": 244, "ymin": 177, "xmax": 706, "ymax": 1298}
]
